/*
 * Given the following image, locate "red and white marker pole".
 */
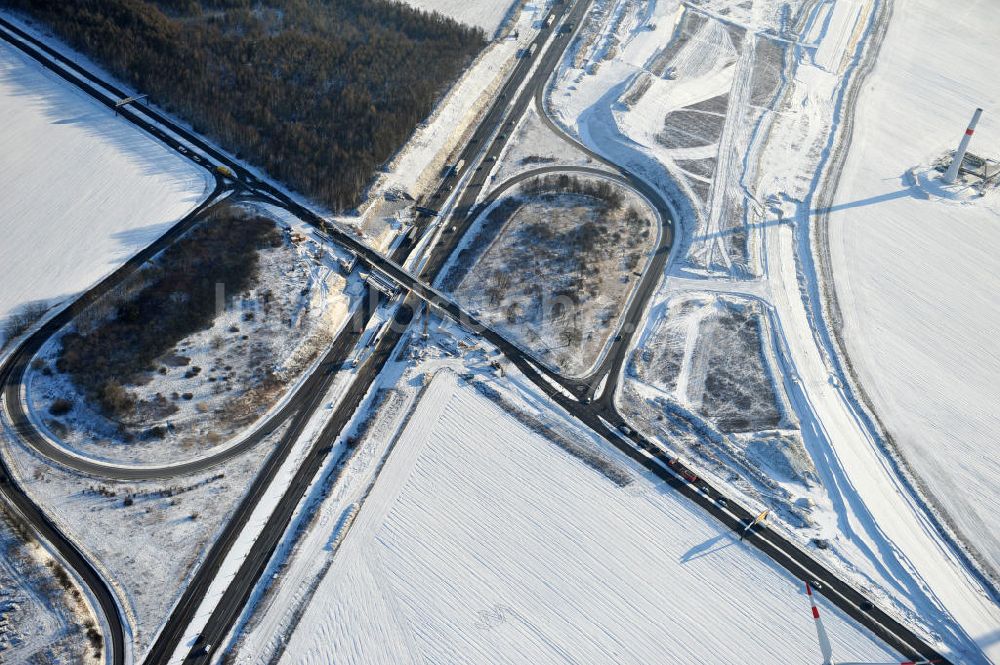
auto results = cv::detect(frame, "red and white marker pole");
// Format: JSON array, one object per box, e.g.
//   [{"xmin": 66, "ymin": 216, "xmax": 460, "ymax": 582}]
[{"xmin": 944, "ymin": 107, "xmax": 984, "ymax": 184}]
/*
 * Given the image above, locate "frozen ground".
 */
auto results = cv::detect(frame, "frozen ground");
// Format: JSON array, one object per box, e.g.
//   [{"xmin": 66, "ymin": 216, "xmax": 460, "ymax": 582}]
[
  {"xmin": 235, "ymin": 368, "xmax": 898, "ymax": 665},
  {"xmin": 395, "ymin": 0, "xmax": 519, "ymax": 36},
  {"xmin": 25, "ymin": 204, "xmax": 352, "ymax": 467},
  {"xmin": 0, "ymin": 506, "xmax": 100, "ymax": 663},
  {"xmin": 0, "ymin": 39, "xmax": 212, "ymax": 346},
  {"xmin": 0, "ymin": 417, "xmax": 289, "ymax": 660},
  {"xmin": 631, "ymin": 293, "xmax": 785, "ymax": 432},
  {"xmin": 824, "ymin": 0, "xmax": 1000, "ymax": 583},
  {"xmin": 622, "ymin": 289, "xmax": 815, "ymax": 533}
]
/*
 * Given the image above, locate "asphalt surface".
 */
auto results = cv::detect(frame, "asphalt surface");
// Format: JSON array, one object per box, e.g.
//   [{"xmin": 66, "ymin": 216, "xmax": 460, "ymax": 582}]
[
  {"xmin": 411, "ymin": 0, "xmax": 595, "ymax": 267},
  {"xmin": 0, "ymin": 7, "xmax": 591, "ymax": 664},
  {"xmin": 0, "ymin": 237, "xmax": 373, "ymax": 480},
  {"xmin": 0, "ymin": 7, "xmax": 952, "ymax": 665},
  {"xmin": 517, "ymin": 370, "xmax": 950, "ymax": 664}
]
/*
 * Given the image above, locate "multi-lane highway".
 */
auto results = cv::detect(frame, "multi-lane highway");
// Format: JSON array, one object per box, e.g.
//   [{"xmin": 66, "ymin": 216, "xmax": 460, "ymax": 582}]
[
  {"xmin": 0, "ymin": 6, "xmax": 593, "ymax": 664},
  {"xmin": 169, "ymin": 2, "xmax": 599, "ymax": 662},
  {"xmin": 0, "ymin": 5, "xmax": 950, "ymax": 665},
  {"xmin": 150, "ymin": 303, "xmax": 413, "ymax": 665}
]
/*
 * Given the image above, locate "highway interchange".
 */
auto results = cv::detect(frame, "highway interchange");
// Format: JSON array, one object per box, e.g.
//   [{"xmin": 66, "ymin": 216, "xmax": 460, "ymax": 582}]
[{"xmin": 0, "ymin": 5, "xmax": 949, "ymax": 665}]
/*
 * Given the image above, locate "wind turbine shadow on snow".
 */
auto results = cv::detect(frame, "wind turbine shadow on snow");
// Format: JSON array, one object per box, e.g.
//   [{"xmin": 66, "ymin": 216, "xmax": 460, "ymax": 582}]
[{"xmin": 680, "ymin": 530, "xmax": 738, "ymax": 564}]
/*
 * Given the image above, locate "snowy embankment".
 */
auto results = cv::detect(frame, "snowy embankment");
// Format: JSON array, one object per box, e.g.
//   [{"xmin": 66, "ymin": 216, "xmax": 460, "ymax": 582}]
[
  {"xmin": 825, "ymin": 0, "xmax": 1000, "ymax": 583},
  {"xmin": 0, "ymin": 39, "xmax": 212, "ymax": 345},
  {"xmin": 1, "ymin": 416, "xmax": 290, "ymax": 661},
  {"xmin": 747, "ymin": 1, "xmax": 1000, "ymax": 662},
  {"xmin": 269, "ymin": 370, "xmax": 897, "ymax": 664},
  {"xmin": 347, "ymin": 0, "xmax": 542, "ymax": 249}
]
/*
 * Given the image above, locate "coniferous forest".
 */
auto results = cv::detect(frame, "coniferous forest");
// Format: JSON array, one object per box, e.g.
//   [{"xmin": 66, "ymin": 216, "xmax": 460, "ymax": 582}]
[{"xmin": 3, "ymin": 0, "xmax": 485, "ymax": 210}]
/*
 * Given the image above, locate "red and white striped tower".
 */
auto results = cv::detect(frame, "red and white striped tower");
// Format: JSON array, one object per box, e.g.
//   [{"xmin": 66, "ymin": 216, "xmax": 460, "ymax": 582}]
[
  {"xmin": 943, "ymin": 107, "xmax": 984, "ymax": 184},
  {"xmin": 803, "ymin": 582, "xmax": 942, "ymax": 665}
]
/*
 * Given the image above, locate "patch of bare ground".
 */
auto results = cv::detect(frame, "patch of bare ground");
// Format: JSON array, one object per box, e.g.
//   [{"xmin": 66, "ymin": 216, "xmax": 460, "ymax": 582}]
[
  {"xmin": 621, "ymin": 294, "xmax": 820, "ymax": 527},
  {"xmin": 632, "ymin": 295, "xmax": 783, "ymax": 432},
  {"xmin": 450, "ymin": 174, "xmax": 656, "ymax": 377}
]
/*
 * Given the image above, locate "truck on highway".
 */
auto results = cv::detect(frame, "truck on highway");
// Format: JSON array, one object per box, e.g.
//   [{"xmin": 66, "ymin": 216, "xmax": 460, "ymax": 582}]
[
  {"xmin": 414, "ymin": 205, "xmax": 439, "ymax": 217},
  {"xmin": 528, "ymin": 43, "xmax": 538, "ymax": 57},
  {"xmin": 545, "ymin": 14, "xmax": 554, "ymax": 27},
  {"xmin": 452, "ymin": 159, "xmax": 466, "ymax": 176}
]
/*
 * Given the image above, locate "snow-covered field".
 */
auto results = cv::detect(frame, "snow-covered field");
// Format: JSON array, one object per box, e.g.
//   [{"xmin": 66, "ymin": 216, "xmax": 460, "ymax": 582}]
[
  {"xmin": 258, "ymin": 370, "xmax": 898, "ymax": 664},
  {"xmin": 824, "ymin": 0, "xmax": 1000, "ymax": 582},
  {"xmin": 546, "ymin": 0, "xmax": 1000, "ymax": 660},
  {"xmin": 3, "ymin": 0, "xmax": 999, "ymax": 663},
  {"xmin": 0, "ymin": 39, "xmax": 212, "ymax": 345},
  {"xmin": 396, "ymin": 0, "xmax": 519, "ymax": 36}
]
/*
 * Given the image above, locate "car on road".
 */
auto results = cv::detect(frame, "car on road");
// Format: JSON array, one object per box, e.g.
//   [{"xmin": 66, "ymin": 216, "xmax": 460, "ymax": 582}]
[
  {"xmin": 618, "ymin": 424, "xmax": 633, "ymax": 436},
  {"xmin": 859, "ymin": 600, "xmax": 874, "ymax": 612}
]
